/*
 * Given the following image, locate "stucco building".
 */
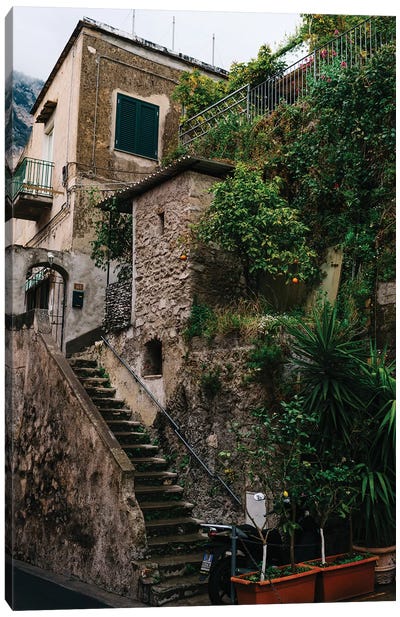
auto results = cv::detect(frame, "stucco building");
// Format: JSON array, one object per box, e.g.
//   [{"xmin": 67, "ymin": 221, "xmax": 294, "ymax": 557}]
[{"xmin": 6, "ymin": 17, "xmax": 227, "ymax": 352}]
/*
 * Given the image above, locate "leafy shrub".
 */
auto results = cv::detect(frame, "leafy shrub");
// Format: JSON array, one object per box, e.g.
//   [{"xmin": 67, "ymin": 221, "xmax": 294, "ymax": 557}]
[{"xmin": 200, "ymin": 366, "xmax": 222, "ymax": 398}]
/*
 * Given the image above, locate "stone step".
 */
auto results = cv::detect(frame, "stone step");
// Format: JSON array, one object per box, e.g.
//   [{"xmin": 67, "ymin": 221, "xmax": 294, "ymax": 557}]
[
  {"xmin": 69, "ymin": 358, "xmax": 98, "ymax": 368},
  {"xmin": 129, "ymin": 456, "xmax": 168, "ymax": 468},
  {"xmin": 99, "ymin": 407, "xmax": 132, "ymax": 415},
  {"xmin": 92, "ymin": 397, "xmax": 126, "ymax": 409},
  {"xmin": 145, "ymin": 516, "xmax": 201, "ymax": 537},
  {"xmin": 145, "ymin": 551, "xmax": 203, "ymax": 572},
  {"xmin": 146, "ymin": 574, "xmax": 208, "ymax": 607},
  {"xmin": 134, "ymin": 470, "xmax": 178, "ymax": 484},
  {"xmin": 113, "ymin": 431, "xmax": 150, "ymax": 440},
  {"xmin": 85, "ymin": 386, "xmax": 117, "ymax": 398},
  {"xmin": 147, "ymin": 532, "xmax": 207, "ymax": 549},
  {"xmin": 79, "ymin": 377, "xmax": 110, "ymax": 387},
  {"xmin": 140, "ymin": 499, "xmax": 194, "ymax": 512},
  {"xmin": 122, "ymin": 444, "xmax": 159, "ymax": 455},
  {"xmin": 73, "ymin": 367, "xmax": 103, "ymax": 378},
  {"xmin": 70, "ymin": 356, "xmax": 208, "ymax": 608},
  {"xmin": 135, "ymin": 485, "xmax": 183, "ymax": 499},
  {"xmin": 146, "ymin": 516, "xmax": 202, "ymax": 530},
  {"xmin": 106, "ymin": 420, "xmax": 142, "ymax": 429}
]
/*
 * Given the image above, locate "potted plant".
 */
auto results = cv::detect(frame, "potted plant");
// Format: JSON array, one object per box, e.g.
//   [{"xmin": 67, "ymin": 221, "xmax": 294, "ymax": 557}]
[
  {"xmin": 299, "ymin": 452, "xmax": 378, "ymax": 602},
  {"xmin": 229, "ymin": 397, "xmax": 321, "ymax": 604},
  {"xmin": 285, "ymin": 303, "xmax": 393, "ymax": 594},
  {"xmin": 352, "ymin": 344, "xmax": 396, "ymax": 584}
]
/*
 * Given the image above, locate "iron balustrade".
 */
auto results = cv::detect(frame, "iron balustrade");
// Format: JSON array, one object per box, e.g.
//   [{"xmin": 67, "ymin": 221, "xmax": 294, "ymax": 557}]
[
  {"xmin": 7, "ymin": 157, "xmax": 54, "ymax": 201},
  {"xmin": 179, "ymin": 84, "xmax": 249, "ymax": 145},
  {"xmin": 179, "ymin": 16, "xmax": 395, "ymax": 144},
  {"xmin": 101, "ymin": 335, "xmax": 242, "ymax": 506}
]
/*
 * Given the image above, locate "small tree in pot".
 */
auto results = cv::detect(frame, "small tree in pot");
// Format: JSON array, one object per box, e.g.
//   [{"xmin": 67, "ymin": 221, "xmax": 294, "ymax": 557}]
[{"xmin": 232, "ymin": 395, "xmax": 320, "ymax": 577}]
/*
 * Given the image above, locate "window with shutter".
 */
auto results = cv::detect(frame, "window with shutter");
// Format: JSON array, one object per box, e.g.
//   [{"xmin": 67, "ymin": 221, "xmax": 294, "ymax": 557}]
[{"xmin": 115, "ymin": 94, "xmax": 159, "ymax": 160}]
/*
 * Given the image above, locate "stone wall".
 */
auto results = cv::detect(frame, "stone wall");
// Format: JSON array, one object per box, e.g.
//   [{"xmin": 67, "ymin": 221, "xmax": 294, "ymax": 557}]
[
  {"xmin": 104, "ymin": 280, "xmax": 132, "ymax": 332},
  {"xmin": 101, "ymin": 170, "xmax": 243, "ymax": 409},
  {"xmin": 376, "ymin": 280, "xmax": 396, "ymax": 357},
  {"xmin": 153, "ymin": 336, "xmax": 270, "ymax": 524},
  {"xmin": 5, "ymin": 312, "xmax": 146, "ymax": 598}
]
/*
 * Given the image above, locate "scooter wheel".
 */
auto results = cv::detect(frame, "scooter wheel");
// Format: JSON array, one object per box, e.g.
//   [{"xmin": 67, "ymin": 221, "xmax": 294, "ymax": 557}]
[{"xmin": 208, "ymin": 556, "xmax": 245, "ymax": 605}]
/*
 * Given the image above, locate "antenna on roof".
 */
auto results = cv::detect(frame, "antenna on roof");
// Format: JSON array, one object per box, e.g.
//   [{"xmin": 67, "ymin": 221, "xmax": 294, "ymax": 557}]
[
  {"xmin": 172, "ymin": 16, "xmax": 175, "ymax": 50},
  {"xmin": 212, "ymin": 33, "xmax": 215, "ymax": 66},
  {"xmin": 132, "ymin": 9, "xmax": 135, "ymax": 36}
]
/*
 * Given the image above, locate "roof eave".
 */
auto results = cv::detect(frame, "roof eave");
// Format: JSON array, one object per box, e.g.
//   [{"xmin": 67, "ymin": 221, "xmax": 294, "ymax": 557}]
[{"xmin": 98, "ymin": 156, "xmax": 235, "ymax": 212}]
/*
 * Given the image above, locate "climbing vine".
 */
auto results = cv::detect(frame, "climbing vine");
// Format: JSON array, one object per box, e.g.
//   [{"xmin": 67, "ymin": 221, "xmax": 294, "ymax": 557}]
[{"xmin": 90, "ymin": 195, "xmax": 133, "ymax": 282}]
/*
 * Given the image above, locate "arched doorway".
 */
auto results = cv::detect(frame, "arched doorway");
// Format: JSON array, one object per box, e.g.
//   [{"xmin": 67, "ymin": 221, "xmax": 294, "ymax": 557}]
[{"xmin": 25, "ymin": 263, "xmax": 66, "ymax": 349}]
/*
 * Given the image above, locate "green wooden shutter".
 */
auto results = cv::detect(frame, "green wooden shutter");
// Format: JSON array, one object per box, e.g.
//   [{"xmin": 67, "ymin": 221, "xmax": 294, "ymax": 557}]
[
  {"xmin": 115, "ymin": 94, "xmax": 137, "ymax": 153},
  {"xmin": 137, "ymin": 102, "xmax": 159, "ymax": 159},
  {"xmin": 115, "ymin": 94, "xmax": 159, "ymax": 159}
]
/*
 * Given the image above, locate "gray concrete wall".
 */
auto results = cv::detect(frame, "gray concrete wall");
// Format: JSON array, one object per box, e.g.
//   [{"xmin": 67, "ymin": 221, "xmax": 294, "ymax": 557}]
[
  {"xmin": 5, "ymin": 311, "xmax": 146, "ymax": 598},
  {"xmin": 5, "ymin": 244, "xmax": 108, "ymax": 352}
]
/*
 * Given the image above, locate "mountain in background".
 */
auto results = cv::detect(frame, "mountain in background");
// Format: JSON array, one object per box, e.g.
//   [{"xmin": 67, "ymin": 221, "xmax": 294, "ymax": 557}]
[{"xmin": 5, "ymin": 71, "xmax": 44, "ymax": 169}]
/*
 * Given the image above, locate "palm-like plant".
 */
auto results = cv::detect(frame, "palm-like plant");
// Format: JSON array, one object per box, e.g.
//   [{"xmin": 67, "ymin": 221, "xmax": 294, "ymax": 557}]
[
  {"xmin": 286, "ymin": 303, "xmax": 396, "ymax": 548},
  {"xmin": 285, "ymin": 302, "xmax": 367, "ymax": 442},
  {"xmin": 354, "ymin": 344, "xmax": 396, "ymax": 547}
]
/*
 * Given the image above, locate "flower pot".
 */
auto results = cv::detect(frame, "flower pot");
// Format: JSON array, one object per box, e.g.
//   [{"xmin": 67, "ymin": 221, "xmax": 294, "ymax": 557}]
[
  {"xmin": 305, "ymin": 553, "xmax": 378, "ymax": 602},
  {"xmin": 353, "ymin": 544, "xmax": 396, "ymax": 585},
  {"xmin": 231, "ymin": 565, "xmax": 319, "ymax": 605}
]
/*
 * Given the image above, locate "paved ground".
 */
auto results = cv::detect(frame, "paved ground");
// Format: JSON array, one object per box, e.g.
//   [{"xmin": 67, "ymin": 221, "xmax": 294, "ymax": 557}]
[
  {"xmin": 4, "ymin": 557, "xmax": 147, "ymax": 611},
  {"xmin": 3, "ymin": 557, "xmax": 395, "ymax": 611}
]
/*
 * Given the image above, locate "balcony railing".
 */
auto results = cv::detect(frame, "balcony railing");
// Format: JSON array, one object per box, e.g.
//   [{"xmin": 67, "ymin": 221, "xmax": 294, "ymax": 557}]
[
  {"xmin": 7, "ymin": 157, "xmax": 54, "ymax": 201},
  {"xmin": 179, "ymin": 16, "xmax": 395, "ymax": 145}
]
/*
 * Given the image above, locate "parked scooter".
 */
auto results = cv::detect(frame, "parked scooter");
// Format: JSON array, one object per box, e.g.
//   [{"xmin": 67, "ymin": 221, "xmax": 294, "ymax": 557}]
[
  {"xmin": 199, "ymin": 493, "xmax": 319, "ymax": 604},
  {"xmin": 199, "ymin": 522, "xmax": 283, "ymax": 605}
]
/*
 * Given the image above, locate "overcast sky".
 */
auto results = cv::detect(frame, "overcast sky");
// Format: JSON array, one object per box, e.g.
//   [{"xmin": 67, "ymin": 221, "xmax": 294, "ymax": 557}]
[{"xmin": 5, "ymin": 0, "xmax": 397, "ymax": 82}]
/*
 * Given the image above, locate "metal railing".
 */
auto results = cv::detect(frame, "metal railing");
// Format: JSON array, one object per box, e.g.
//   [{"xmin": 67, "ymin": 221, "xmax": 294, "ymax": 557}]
[
  {"xmin": 6, "ymin": 157, "xmax": 54, "ymax": 201},
  {"xmin": 179, "ymin": 16, "xmax": 395, "ymax": 144},
  {"xmin": 101, "ymin": 336, "xmax": 242, "ymax": 506},
  {"xmin": 179, "ymin": 84, "xmax": 249, "ymax": 145}
]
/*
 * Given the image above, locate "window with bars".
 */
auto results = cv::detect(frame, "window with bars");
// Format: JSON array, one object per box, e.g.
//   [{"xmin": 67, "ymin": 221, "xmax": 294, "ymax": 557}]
[{"xmin": 115, "ymin": 93, "xmax": 159, "ymax": 160}]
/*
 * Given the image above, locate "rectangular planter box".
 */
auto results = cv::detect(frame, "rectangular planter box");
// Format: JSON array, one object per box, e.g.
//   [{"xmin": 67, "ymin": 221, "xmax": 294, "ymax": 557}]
[
  {"xmin": 231, "ymin": 565, "xmax": 319, "ymax": 605},
  {"xmin": 305, "ymin": 553, "xmax": 378, "ymax": 602}
]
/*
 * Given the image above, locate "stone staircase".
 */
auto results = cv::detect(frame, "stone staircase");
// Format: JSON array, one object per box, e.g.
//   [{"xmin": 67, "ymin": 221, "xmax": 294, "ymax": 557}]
[{"xmin": 68, "ymin": 355, "xmax": 210, "ymax": 606}]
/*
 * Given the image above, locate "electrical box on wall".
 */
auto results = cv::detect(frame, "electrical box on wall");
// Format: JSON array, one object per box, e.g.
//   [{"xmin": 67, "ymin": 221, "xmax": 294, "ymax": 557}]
[{"xmin": 72, "ymin": 283, "xmax": 84, "ymax": 308}]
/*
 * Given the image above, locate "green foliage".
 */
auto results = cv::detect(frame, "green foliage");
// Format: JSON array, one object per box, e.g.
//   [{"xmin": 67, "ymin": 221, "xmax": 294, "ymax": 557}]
[
  {"xmin": 184, "ymin": 297, "xmax": 285, "ymax": 342},
  {"xmin": 228, "ymin": 44, "xmax": 286, "ymax": 90},
  {"xmin": 90, "ymin": 195, "xmax": 133, "ymax": 281},
  {"xmin": 246, "ymin": 335, "xmax": 284, "ymax": 382},
  {"xmin": 246, "ymin": 565, "xmax": 311, "ymax": 583},
  {"xmin": 354, "ymin": 344, "xmax": 396, "ymax": 546},
  {"xmin": 200, "ymin": 365, "xmax": 222, "ymax": 399},
  {"xmin": 195, "ymin": 163, "xmax": 318, "ymax": 294},
  {"xmin": 188, "ymin": 115, "xmax": 256, "ymax": 163},
  {"xmin": 173, "ymin": 45, "xmax": 286, "ymax": 120},
  {"xmin": 172, "ymin": 68, "xmax": 227, "ymax": 120},
  {"xmin": 231, "ymin": 396, "xmax": 318, "ymax": 567},
  {"xmin": 299, "ymin": 14, "xmax": 368, "ymax": 50},
  {"xmin": 184, "ymin": 300, "xmax": 216, "ymax": 340},
  {"xmin": 285, "ymin": 302, "xmax": 367, "ymax": 442},
  {"xmin": 285, "ymin": 303, "xmax": 396, "ymax": 547},
  {"xmin": 188, "ymin": 37, "xmax": 395, "ymax": 325}
]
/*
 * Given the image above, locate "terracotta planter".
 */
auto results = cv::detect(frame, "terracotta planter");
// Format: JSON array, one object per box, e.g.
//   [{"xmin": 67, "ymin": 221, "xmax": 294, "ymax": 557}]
[
  {"xmin": 306, "ymin": 553, "xmax": 378, "ymax": 602},
  {"xmin": 353, "ymin": 544, "xmax": 396, "ymax": 585},
  {"xmin": 231, "ymin": 565, "xmax": 319, "ymax": 605}
]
